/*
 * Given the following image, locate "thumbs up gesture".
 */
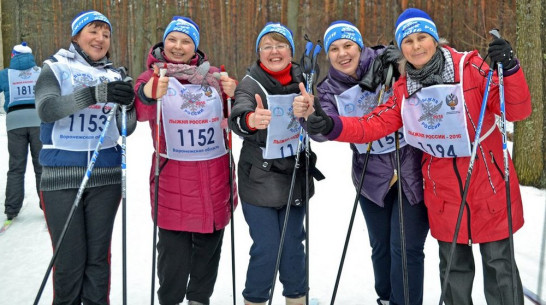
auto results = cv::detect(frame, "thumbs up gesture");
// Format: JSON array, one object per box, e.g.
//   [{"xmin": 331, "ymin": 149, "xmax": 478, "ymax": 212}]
[
  {"xmin": 292, "ymin": 82, "xmax": 315, "ymax": 120},
  {"xmin": 249, "ymin": 94, "xmax": 272, "ymax": 130}
]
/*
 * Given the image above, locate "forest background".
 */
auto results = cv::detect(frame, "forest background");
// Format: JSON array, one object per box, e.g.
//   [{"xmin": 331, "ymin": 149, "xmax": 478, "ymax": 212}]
[{"xmin": 0, "ymin": 0, "xmax": 544, "ymax": 187}]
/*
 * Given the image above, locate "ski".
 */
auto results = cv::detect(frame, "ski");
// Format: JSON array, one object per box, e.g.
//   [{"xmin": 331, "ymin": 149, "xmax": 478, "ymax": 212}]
[
  {"xmin": 310, "ymin": 298, "xmax": 320, "ymax": 305},
  {"xmin": 0, "ymin": 220, "xmax": 13, "ymax": 234},
  {"xmin": 524, "ymin": 286, "xmax": 545, "ymax": 305}
]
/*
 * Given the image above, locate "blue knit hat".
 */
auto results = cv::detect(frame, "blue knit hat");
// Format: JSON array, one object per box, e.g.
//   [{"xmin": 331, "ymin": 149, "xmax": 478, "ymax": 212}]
[
  {"xmin": 255, "ymin": 22, "xmax": 295, "ymax": 56},
  {"xmin": 163, "ymin": 16, "xmax": 200, "ymax": 51},
  {"xmin": 323, "ymin": 21, "xmax": 364, "ymax": 54},
  {"xmin": 395, "ymin": 8, "xmax": 439, "ymax": 49},
  {"xmin": 71, "ymin": 10, "xmax": 111, "ymax": 36},
  {"xmin": 11, "ymin": 42, "xmax": 32, "ymax": 57}
]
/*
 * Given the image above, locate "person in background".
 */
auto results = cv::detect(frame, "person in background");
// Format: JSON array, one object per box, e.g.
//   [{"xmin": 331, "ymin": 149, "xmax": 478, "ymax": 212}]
[
  {"xmin": 134, "ymin": 16, "xmax": 237, "ymax": 305},
  {"xmin": 297, "ymin": 8, "xmax": 531, "ymax": 305},
  {"xmin": 35, "ymin": 10, "xmax": 136, "ymax": 304},
  {"xmin": 296, "ymin": 20, "xmax": 428, "ymax": 305},
  {"xmin": 0, "ymin": 42, "xmax": 42, "ymax": 221},
  {"xmin": 229, "ymin": 22, "xmax": 322, "ymax": 305}
]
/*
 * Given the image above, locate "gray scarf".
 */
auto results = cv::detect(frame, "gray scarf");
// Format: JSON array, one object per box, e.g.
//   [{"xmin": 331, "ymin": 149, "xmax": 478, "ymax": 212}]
[{"xmin": 405, "ymin": 49, "xmax": 445, "ymax": 86}]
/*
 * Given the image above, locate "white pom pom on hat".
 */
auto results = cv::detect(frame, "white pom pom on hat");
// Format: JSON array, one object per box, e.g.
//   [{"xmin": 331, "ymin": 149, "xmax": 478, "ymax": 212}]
[{"xmin": 11, "ymin": 42, "xmax": 32, "ymax": 57}]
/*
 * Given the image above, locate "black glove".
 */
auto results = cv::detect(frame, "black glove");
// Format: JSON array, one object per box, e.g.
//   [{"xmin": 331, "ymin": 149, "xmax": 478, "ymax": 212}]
[
  {"xmin": 307, "ymin": 98, "xmax": 333, "ymax": 135},
  {"xmin": 92, "ymin": 80, "xmax": 135, "ymax": 105},
  {"xmin": 359, "ymin": 58, "xmax": 382, "ymax": 92},
  {"xmin": 488, "ymin": 38, "xmax": 516, "ymax": 70},
  {"xmin": 359, "ymin": 45, "xmax": 401, "ymax": 92}
]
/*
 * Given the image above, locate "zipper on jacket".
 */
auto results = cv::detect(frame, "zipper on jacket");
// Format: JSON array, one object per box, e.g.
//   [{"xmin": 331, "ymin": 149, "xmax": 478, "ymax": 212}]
[
  {"xmin": 489, "ymin": 151, "xmax": 504, "ymax": 179},
  {"xmin": 452, "ymin": 158, "xmax": 472, "ymax": 245}
]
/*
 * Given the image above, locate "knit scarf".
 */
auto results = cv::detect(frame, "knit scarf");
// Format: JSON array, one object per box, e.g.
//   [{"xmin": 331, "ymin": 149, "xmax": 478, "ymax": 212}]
[
  {"xmin": 152, "ymin": 61, "xmax": 221, "ymax": 94},
  {"xmin": 405, "ymin": 49, "xmax": 445, "ymax": 87}
]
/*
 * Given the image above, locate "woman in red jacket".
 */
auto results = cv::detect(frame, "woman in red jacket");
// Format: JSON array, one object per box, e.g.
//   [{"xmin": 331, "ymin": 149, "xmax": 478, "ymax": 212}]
[
  {"xmin": 134, "ymin": 16, "xmax": 237, "ymax": 305},
  {"xmin": 295, "ymin": 8, "xmax": 531, "ymax": 305}
]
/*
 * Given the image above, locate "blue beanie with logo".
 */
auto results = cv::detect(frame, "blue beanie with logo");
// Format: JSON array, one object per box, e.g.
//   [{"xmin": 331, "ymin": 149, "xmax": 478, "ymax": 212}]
[
  {"xmin": 395, "ymin": 8, "xmax": 439, "ymax": 49},
  {"xmin": 323, "ymin": 21, "xmax": 364, "ymax": 54},
  {"xmin": 163, "ymin": 16, "xmax": 200, "ymax": 51},
  {"xmin": 255, "ymin": 22, "xmax": 295, "ymax": 56},
  {"xmin": 71, "ymin": 10, "xmax": 112, "ymax": 36}
]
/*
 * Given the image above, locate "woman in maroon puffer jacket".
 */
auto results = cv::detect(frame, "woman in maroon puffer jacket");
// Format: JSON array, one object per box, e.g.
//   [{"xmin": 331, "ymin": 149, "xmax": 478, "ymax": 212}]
[{"xmin": 134, "ymin": 16, "xmax": 237, "ymax": 305}]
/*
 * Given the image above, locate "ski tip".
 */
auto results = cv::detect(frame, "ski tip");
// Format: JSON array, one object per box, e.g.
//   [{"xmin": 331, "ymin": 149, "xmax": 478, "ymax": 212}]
[{"xmin": 0, "ymin": 220, "xmax": 13, "ymax": 234}]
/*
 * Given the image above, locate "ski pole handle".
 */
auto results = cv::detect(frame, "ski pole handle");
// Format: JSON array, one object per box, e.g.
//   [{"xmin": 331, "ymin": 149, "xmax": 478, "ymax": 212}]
[{"xmin": 489, "ymin": 28, "xmax": 501, "ymax": 39}]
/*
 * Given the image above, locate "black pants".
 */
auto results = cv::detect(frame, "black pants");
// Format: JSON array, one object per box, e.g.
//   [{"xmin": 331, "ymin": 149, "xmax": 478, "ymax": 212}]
[
  {"xmin": 42, "ymin": 184, "xmax": 121, "ymax": 305},
  {"xmin": 438, "ymin": 238, "xmax": 523, "ymax": 305},
  {"xmin": 5, "ymin": 127, "xmax": 42, "ymax": 215},
  {"xmin": 360, "ymin": 188, "xmax": 429, "ymax": 305},
  {"xmin": 157, "ymin": 228, "xmax": 224, "ymax": 305}
]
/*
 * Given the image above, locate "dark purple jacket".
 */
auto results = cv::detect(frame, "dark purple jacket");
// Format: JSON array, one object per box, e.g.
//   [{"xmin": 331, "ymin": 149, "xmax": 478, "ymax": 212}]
[{"xmin": 315, "ymin": 46, "xmax": 423, "ymax": 207}]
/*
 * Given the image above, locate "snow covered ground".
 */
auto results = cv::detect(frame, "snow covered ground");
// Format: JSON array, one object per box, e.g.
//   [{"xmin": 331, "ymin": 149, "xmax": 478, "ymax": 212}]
[{"xmin": 0, "ymin": 113, "xmax": 544, "ymax": 305}]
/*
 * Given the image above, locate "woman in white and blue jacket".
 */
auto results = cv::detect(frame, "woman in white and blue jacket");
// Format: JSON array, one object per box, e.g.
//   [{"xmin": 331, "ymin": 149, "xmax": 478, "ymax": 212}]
[{"xmin": 35, "ymin": 10, "xmax": 136, "ymax": 304}]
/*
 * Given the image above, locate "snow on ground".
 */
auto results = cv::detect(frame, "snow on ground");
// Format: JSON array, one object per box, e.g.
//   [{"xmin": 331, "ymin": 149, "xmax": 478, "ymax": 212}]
[{"xmin": 0, "ymin": 114, "xmax": 544, "ymax": 305}]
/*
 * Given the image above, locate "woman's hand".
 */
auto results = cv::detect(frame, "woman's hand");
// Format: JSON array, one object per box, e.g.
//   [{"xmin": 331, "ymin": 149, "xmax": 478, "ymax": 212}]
[
  {"xmin": 143, "ymin": 65, "xmax": 169, "ymax": 99},
  {"xmin": 220, "ymin": 74, "xmax": 236, "ymax": 98},
  {"xmin": 248, "ymin": 94, "xmax": 272, "ymax": 129},
  {"xmin": 292, "ymin": 82, "xmax": 315, "ymax": 119}
]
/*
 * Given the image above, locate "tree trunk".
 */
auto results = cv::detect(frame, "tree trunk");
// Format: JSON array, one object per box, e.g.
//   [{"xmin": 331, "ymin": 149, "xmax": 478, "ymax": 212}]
[{"xmin": 513, "ymin": 0, "xmax": 544, "ymax": 187}]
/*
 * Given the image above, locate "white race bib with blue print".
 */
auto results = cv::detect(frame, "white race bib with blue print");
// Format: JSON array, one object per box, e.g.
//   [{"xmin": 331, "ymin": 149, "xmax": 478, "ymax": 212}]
[
  {"xmin": 401, "ymin": 53, "xmax": 472, "ymax": 158},
  {"xmin": 162, "ymin": 80, "xmax": 227, "ymax": 161},
  {"xmin": 47, "ymin": 54, "xmax": 121, "ymax": 151},
  {"xmin": 7, "ymin": 67, "xmax": 40, "ymax": 105},
  {"xmin": 335, "ymin": 84, "xmax": 405, "ymax": 154}
]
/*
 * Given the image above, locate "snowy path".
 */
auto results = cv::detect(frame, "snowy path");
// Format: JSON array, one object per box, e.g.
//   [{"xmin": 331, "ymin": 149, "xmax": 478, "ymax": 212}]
[{"xmin": 0, "ymin": 115, "xmax": 544, "ymax": 305}]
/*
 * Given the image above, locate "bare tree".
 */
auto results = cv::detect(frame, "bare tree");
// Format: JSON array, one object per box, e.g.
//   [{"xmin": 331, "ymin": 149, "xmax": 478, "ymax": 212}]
[{"xmin": 513, "ymin": 0, "xmax": 545, "ymax": 188}]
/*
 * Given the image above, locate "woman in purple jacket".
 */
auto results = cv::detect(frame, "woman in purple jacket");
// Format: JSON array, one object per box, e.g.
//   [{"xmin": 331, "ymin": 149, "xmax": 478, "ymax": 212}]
[{"xmin": 308, "ymin": 21, "xmax": 429, "ymax": 305}]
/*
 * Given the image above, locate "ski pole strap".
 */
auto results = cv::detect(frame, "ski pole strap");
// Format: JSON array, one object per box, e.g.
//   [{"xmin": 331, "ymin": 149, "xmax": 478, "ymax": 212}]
[
  {"xmin": 384, "ymin": 64, "xmax": 394, "ymax": 89},
  {"xmin": 151, "ymin": 72, "xmax": 159, "ymax": 99}
]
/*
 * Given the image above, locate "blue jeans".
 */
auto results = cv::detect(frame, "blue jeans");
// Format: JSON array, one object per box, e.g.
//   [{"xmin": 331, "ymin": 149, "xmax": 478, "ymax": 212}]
[
  {"xmin": 359, "ymin": 187, "xmax": 429, "ymax": 305},
  {"xmin": 242, "ymin": 202, "xmax": 307, "ymax": 303}
]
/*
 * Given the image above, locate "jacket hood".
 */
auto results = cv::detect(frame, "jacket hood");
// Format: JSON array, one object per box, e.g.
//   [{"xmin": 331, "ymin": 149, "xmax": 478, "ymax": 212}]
[
  {"xmin": 317, "ymin": 46, "xmax": 383, "ymax": 96},
  {"xmin": 9, "ymin": 52, "xmax": 37, "ymax": 70},
  {"xmin": 146, "ymin": 41, "xmax": 208, "ymax": 68}
]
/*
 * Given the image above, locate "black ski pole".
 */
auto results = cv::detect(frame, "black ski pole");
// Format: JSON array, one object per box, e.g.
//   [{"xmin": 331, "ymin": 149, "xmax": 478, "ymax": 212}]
[
  {"xmin": 394, "ymin": 131, "xmax": 409, "ymax": 305},
  {"xmin": 268, "ymin": 129, "xmax": 304, "ymax": 305},
  {"xmin": 215, "ymin": 65, "xmax": 237, "ymax": 305},
  {"xmin": 490, "ymin": 28, "xmax": 519, "ymax": 305},
  {"xmin": 330, "ymin": 65, "xmax": 394, "ymax": 305},
  {"xmin": 119, "ymin": 67, "xmax": 132, "ymax": 305},
  {"xmin": 304, "ymin": 39, "xmax": 322, "ymax": 305},
  {"xmin": 268, "ymin": 37, "xmax": 317, "ymax": 305},
  {"xmin": 151, "ymin": 65, "xmax": 167, "ymax": 305},
  {"xmin": 33, "ymin": 104, "xmax": 120, "ymax": 305},
  {"xmin": 438, "ymin": 68, "xmax": 494, "ymax": 305},
  {"xmin": 303, "ymin": 37, "xmax": 314, "ymax": 305}
]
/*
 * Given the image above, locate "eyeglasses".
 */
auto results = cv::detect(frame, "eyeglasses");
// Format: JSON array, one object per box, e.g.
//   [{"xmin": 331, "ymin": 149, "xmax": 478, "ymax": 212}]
[{"xmin": 259, "ymin": 44, "xmax": 289, "ymax": 53}]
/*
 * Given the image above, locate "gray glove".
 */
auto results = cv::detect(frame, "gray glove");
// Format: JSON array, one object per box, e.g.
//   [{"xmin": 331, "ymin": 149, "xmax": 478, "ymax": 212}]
[{"xmin": 92, "ymin": 80, "xmax": 134, "ymax": 105}]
